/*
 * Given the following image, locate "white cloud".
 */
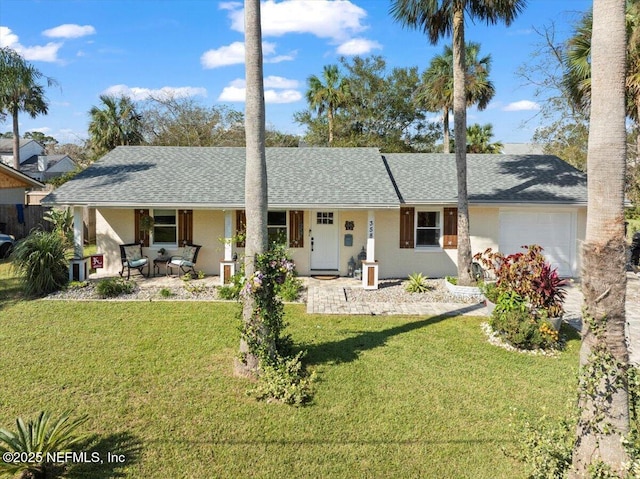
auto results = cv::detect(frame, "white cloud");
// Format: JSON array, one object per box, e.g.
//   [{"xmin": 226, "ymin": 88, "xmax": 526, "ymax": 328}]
[
  {"xmin": 218, "ymin": 76, "xmax": 302, "ymax": 104},
  {"xmin": 200, "ymin": 41, "xmax": 246, "ymax": 68},
  {"xmin": 201, "ymin": 41, "xmax": 293, "ymax": 68},
  {"xmin": 225, "ymin": 0, "xmax": 368, "ymax": 41},
  {"xmin": 265, "ymin": 89, "xmax": 302, "ymax": 104},
  {"xmin": 336, "ymin": 37, "xmax": 382, "ymax": 55},
  {"xmin": 503, "ymin": 100, "xmax": 540, "ymax": 112},
  {"xmin": 0, "ymin": 26, "xmax": 62, "ymax": 62},
  {"xmin": 102, "ymin": 84, "xmax": 207, "ymax": 101},
  {"xmin": 43, "ymin": 24, "xmax": 96, "ymax": 39},
  {"xmin": 264, "ymin": 76, "xmax": 299, "ymax": 89}
]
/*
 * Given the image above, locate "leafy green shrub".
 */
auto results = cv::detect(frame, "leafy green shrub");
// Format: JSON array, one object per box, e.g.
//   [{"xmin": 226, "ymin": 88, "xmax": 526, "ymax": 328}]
[
  {"xmin": 277, "ymin": 274, "xmax": 303, "ymax": 302},
  {"xmin": 11, "ymin": 230, "xmax": 69, "ymax": 297},
  {"xmin": 159, "ymin": 288, "xmax": 173, "ymax": 298},
  {"xmin": 0, "ymin": 411, "xmax": 87, "ymax": 479},
  {"xmin": 405, "ymin": 272, "xmax": 430, "ymax": 293},
  {"xmin": 95, "ymin": 277, "xmax": 134, "ymax": 298},
  {"xmin": 481, "ymin": 281, "xmax": 499, "ymax": 303},
  {"xmin": 184, "ymin": 282, "xmax": 207, "ymax": 294},
  {"xmin": 506, "ymin": 411, "xmax": 575, "ymax": 479},
  {"xmin": 251, "ymin": 352, "xmax": 316, "ymax": 406},
  {"xmin": 218, "ymin": 280, "xmax": 241, "ymax": 300},
  {"xmin": 445, "ymin": 276, "xmax": 457, "ymax": 285},
  {"xmin": 43, "ymin": 207, "xmax": 74, "ymax": 246},
  {"xmin": 474, "ymin": 245, "xmax": 567, "ymax": 318}
]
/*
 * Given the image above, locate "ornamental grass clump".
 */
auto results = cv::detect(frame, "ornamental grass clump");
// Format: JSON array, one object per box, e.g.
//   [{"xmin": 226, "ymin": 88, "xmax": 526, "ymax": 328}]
[
  {"xmin": 474, "ymin": 245, "xmax": 567, "ymax": 350},
  {"xmin": 11, "ymin": 229, "xmax": 69, "ymax": 297}
]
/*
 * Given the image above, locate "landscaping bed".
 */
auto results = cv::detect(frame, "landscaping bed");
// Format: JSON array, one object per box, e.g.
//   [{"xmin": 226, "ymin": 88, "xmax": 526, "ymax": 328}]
[{"xmin": 345, "ymin": 278, "xmax": 481, "ymax": 304}]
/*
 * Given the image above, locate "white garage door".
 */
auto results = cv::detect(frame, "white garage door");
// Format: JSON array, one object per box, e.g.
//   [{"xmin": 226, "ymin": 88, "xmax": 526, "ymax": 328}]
[{"xmin": 499, "ymin": 211, "xmax": 576, "ymax": 277}]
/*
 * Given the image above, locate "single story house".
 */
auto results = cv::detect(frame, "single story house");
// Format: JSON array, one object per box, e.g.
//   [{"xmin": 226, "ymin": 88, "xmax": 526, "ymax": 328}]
[
  {"xmin": 0, "ymin": 162, "xmax": 45, "ymax": 235},
  {"xmin": 42, "ymin": 146, "xmax": 587, "ymax": 284},
  {"xmin": 0, "ymin": 139, "xmax": 77, "ymax": 181}
]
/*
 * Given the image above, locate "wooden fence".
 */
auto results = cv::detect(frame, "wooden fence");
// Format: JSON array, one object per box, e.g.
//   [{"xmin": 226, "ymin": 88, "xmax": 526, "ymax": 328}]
[
  {"xmin": 0, "ymin": 205, "xmax": 96, "ymax": 242},
  {"xmin": 0, "ymin": 204, "xmax": 52, "ymax": 239}
]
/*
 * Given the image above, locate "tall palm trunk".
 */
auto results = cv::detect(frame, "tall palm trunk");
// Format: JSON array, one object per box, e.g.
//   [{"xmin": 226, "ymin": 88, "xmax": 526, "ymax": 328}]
[
  {"xmin": 452, "ymin": 7, "xmax": 473, "ymax": 285},
  {"xmin": 235, "ymin": 0, "xmax": 269, "ymax": 377},
  {"xmin": 328, "ymin": 107, "xmax": 334, "ymax": 145},
  {"xmin": 442, "ymin": 108, "xmax": 450, "ymax": 153},
  {"xmin": 570, "ymin": 0, "xmax": 629, "ymax": 475},
  {"xmin": 12, "ymin": 108, "xmax": 20, "ymax": 170}
]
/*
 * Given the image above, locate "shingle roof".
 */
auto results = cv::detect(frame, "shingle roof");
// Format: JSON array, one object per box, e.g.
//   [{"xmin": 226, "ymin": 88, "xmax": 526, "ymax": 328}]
[
  {"xmin": 43, "ymin": 146, "xmax": 400, "ymax": 208},
  {"xmin": 43, "ymin": 148, "xmax": 588, "ymax": 208},
  {"xmin": 383, "ymin": 153, "xmax": 587, "ymax": 204},
  {"xmin": 20, "ymin": 155, "xmax": 74, "ymax": 174}
]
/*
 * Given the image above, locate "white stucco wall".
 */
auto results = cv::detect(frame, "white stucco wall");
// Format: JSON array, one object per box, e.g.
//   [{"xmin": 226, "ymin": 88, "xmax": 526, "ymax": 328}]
[{"xmin": 94, "ymin": 205, "xmax": 586, "ymax": 279}]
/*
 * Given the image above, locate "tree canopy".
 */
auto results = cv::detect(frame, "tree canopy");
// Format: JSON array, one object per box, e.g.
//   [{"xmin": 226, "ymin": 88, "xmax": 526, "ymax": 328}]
[{"xmin": 295, "ymin": 55, "xmax": 438, "ymax": 152}]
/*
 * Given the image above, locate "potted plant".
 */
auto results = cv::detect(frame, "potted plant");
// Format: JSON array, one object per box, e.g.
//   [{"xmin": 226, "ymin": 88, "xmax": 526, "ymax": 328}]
[
  {"xmin": 139, "ymin": 214, "xmax": 155, "ymax": 232},
  {"xmin": 158, "ymin": 247, "xmax": 166, "ymax": 257}
]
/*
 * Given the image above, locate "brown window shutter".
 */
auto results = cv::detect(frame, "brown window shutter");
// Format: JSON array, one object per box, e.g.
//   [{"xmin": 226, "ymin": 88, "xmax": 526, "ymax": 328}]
[
  {"xmin": 443, "ymin": 207, "xmax": 458, "ymax": 249},
  {"xmin": 236, "ymin": 210, "xmax": 246, "ymax": 247},
  {"xmin": 178, "ymin": 209, "xmax": 193, "ymax": 245},
  {"xmin": 399, "ymin": 207, "xmax": 414, "ymax": 248},
  {"xmin": 289, "ymin": 210, "xmax": 304, "ymax": 248},
  {"xmin": 134, "ymin": 209, "xmax": 150, "ymax": 246}
]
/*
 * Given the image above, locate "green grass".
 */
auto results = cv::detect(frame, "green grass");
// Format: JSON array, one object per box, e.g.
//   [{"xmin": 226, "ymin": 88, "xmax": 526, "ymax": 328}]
[{"xmin": 0, "ymin": 261, "xmax": 581, "ymax": 478}]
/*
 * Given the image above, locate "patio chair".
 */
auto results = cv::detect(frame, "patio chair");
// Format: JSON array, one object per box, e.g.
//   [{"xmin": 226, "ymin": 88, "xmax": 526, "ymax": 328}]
[
  {"xmin": 119, "ymin": 243, "xmax": 149, "ymax": 279},
  {"xmin": 166, "ymin": 244, "xmax": 202, "ymax": 277}
]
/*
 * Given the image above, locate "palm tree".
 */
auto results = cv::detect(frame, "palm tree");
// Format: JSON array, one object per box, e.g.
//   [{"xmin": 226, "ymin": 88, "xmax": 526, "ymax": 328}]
[
  {"xmin": 416, "ymin": 42, "xmax": 495, "ymax": 153},
  {"xmin": 0, "ymin": 47, "xmax": 57, "ymax": 170},
  {"xmin": 564, "ymin": 0, "xmax": 640, "ymax": 156},
  {"xmin": 235, "ymin": 0, "xmax": 269, "ymax": 377},
  {"xmin": 390, "ymin": 0, "xmax": 527, "ymax": 285},
  {"xmin": 88, "ymin": 95, "xmax": 143, "ymax": 157},
  {"xmin": 306, "ymin": 64, "xmax": 350, "ymax": 145},
  {"xmin": 466, "ymin": 123, "xmax": 503, "ymax": 153},
  {"xmin": 569, "ymin": 0, "xmax": 630, "ymax": 476}
]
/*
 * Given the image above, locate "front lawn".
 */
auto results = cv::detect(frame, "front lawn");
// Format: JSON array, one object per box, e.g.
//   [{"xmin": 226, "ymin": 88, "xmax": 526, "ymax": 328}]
[{"xmin": 0, "ymin": 261, "xmax": 580, "ymax": 478}]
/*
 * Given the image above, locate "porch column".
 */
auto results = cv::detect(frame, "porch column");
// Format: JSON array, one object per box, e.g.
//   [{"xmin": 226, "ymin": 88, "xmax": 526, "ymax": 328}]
[
  {"xmin": 362, "ymin": 210, "xmax": 379, "ymax": 290},
  {"xmin": 220, "ymin": 210, "xmax": 236, "ymax": 284},
  {"xmin": 73, "ymin": 206, "xmax": 84, "ymax": 258},
  {"xmin": 69, "ymin": 206, "xmax": 88, "ymax": 281}
]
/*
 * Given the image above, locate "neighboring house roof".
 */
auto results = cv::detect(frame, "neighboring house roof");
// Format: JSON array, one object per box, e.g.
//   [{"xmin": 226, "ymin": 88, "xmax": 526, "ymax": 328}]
[
  {"xmin": 0, "ymin": 162, "xmax": 45, "ymax": 189},
  {"xmin": 43, "ymin": 146, "xmax": 587, "ymax": 208},
  {"xmin": 19, "ymin": 154, "xmax": 77, "ymax": 175},
  {"xmin": 383, "ymin": 153, "xmax": 587, "ymax": 205},
  {"xmin": 43, "ymin": 146, "xmax": 401, "ymax": 209},
  {"xmin": 0, "ymin": 138, "xmax": 43, "ymax": 155}
]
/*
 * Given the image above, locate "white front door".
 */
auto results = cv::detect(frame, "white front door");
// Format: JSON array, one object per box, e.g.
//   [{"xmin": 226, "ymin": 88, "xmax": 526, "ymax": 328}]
[{"xmin": 310, "ymin": 211, "xmax": 339, "ymax": 270}]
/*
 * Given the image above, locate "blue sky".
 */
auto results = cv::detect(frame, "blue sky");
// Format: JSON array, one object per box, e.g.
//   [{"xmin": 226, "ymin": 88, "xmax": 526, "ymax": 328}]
[{"xmin": 1, "ymin": 0, "xmax": 593, "ymax": 145}]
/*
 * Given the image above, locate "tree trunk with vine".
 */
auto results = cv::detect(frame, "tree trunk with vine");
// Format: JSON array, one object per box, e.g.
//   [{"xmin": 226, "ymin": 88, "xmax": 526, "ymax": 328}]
[
  {"xmin": 570, "ymin": 0, "xmax": 630, "ymax": 475},
  {"xmin": 235, "ymin": 0, "xmax": 269, "ymax": 378}
]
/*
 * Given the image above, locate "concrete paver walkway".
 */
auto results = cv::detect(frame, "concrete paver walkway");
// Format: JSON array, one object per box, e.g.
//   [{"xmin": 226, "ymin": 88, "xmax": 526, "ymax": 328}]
[{"xmin": 306, "ymin": 273, "xmax": 640, "ymax": 364}]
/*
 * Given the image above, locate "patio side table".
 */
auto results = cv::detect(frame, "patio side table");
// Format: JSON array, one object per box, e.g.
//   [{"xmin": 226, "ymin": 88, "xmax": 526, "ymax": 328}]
[{"xmin": 153, "ymin": 256, "xmax": 170, "ymax": 277}]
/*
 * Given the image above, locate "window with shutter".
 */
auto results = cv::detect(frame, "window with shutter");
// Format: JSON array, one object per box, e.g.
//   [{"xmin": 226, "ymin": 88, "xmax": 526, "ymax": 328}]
[
  {"xmin": 134, "ymin": 209, "xmax": 150, "ymax": 246},
  {"xmin": 399, "ymin": 207, "xmax": 414, "ymax": 248},
  {"xmin": 236, "ymin": 210, "xmax": 246, "ymax": 247},
  {"xmin": 443, "ymin": 207, "xmax": 458, "ymax": 249},
  {"xmin": 289, "ymin": 210, "xmax": 304, "ymax": 248}
]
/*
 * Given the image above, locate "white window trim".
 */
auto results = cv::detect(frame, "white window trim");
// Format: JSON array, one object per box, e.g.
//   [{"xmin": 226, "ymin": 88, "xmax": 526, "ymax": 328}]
[
  {"xmin": 415, "ymin": 208, "xmax": 443, "ymax": 251},
  {"xmin": 267, "ymin": 210, "xmax": 289, "ymax": 245},
  {"xmin": 151, "ymin": 208, "xmax": 179, "ymax": 247}
]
